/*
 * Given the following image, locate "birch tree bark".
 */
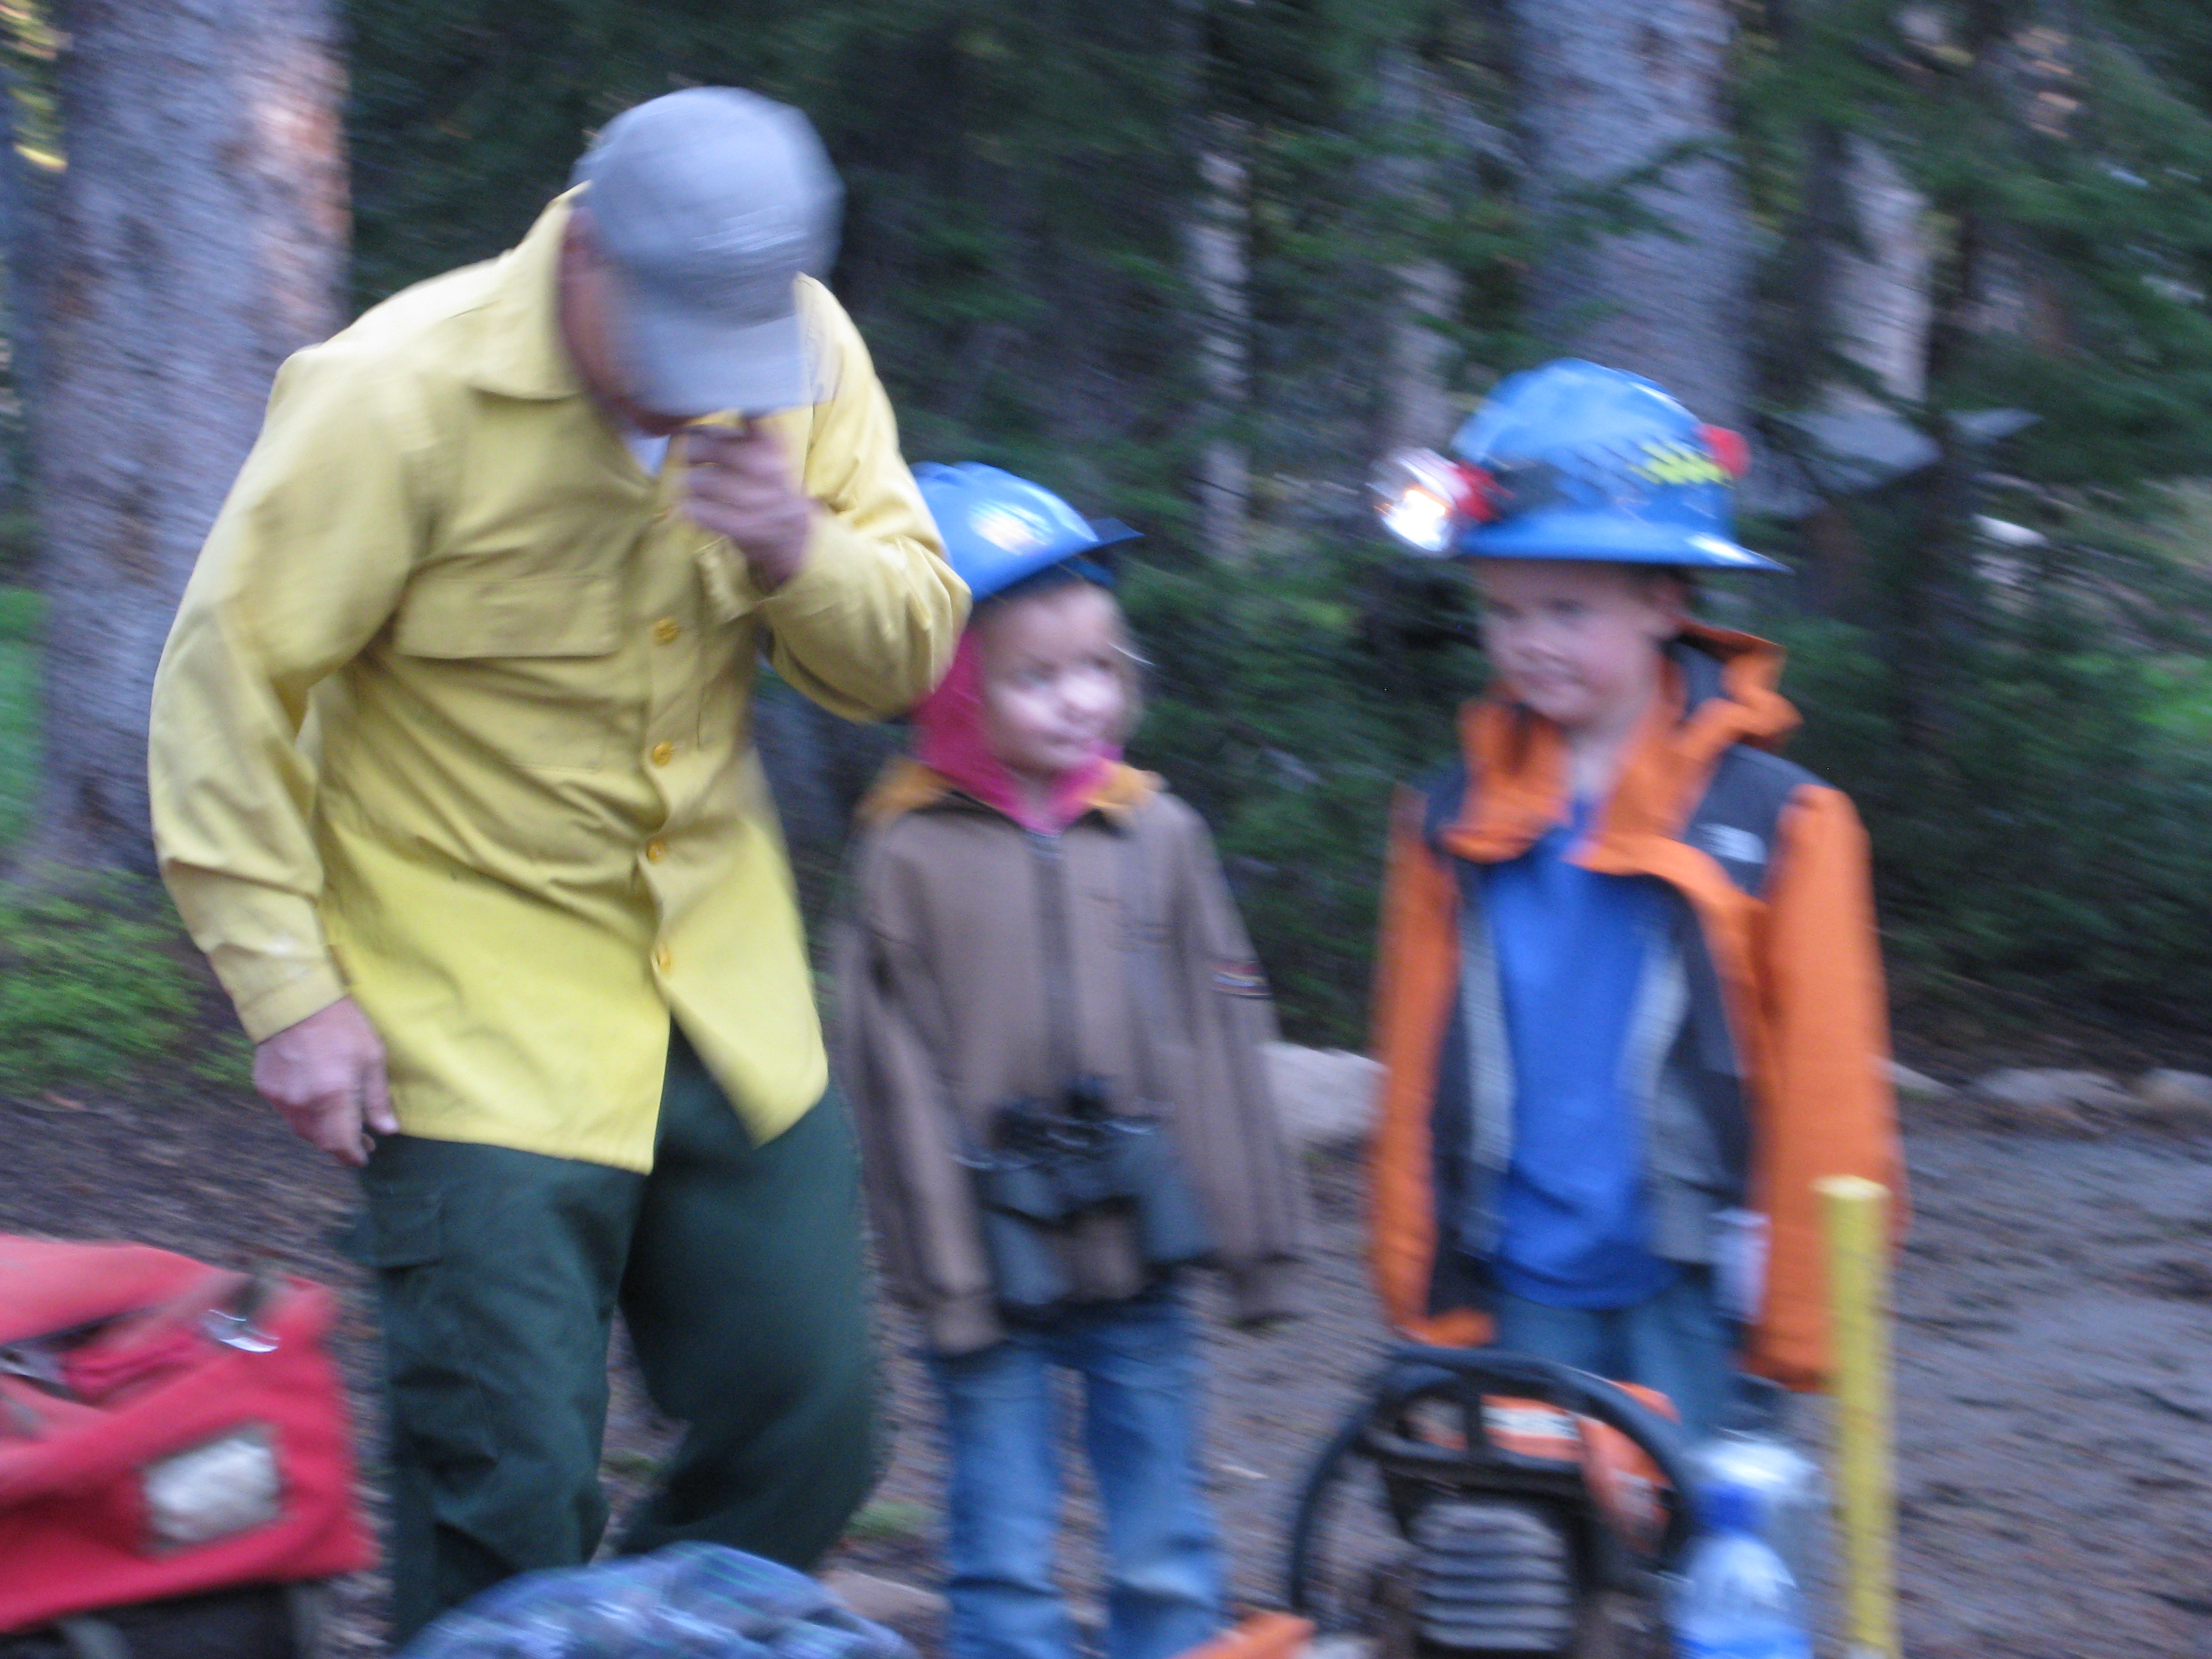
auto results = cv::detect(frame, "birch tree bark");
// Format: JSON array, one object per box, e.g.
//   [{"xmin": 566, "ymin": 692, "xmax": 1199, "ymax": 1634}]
[
  {"xmin": 1507, "ymin": 0, "xmax": 1753, "ymax": 426},
  {"xmin": 22, "ymin": 0, "xmax": 346, "ymax": 872},
  {"xmin": 1829, "ymin": 137, "xmax": 1935, "ymax": 407},
  {"xmin": 1374, "ymin": 48, "xmax": 1467, "ymax": 458},
  {"xmin": 1782, "ymin": 126, "xmax": 1938, "ymax": 611},
  {"xmin": 1185, "ymin": 129, "xmax": 1251, "ymax": 564},
  {"xmin": 1, "ymin": 68, "xmax": 49, "ymax": 473}
]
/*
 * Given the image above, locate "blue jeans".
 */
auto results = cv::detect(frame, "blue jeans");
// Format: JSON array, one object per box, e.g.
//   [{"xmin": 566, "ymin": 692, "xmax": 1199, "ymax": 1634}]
[
  {"xmin": 926, "ymin": 1287, "xmax": 1227, "ymax": 1659},
  {"xmin": 1492, "ymin": 1269, "xmax": 1736, "ymax": 1441}
]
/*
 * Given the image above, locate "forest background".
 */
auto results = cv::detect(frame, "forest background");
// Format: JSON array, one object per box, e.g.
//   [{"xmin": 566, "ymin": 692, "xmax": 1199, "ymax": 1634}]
[{"xmin": 5, "ymin": 0, "xmax": 2212, "ymax": 1082}]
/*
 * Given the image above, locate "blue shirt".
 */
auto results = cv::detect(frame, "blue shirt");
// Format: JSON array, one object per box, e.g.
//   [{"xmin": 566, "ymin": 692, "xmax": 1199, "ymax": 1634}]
[{"xmin": 1479, "ymin": 796, "xmax": 1677, "ymax": 1309}]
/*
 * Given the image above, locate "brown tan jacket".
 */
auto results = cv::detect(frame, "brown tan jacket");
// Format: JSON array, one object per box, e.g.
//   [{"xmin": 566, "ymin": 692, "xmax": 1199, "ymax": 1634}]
[{"xmin": 831, "ymin": 760, "xmax": 1305, "ymax": 1355}]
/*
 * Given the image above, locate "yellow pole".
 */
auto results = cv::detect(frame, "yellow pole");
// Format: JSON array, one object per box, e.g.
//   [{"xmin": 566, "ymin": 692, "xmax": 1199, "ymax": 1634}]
[{"xmin": 1819, "ymin": 1175, "xmax": 1900, "ymax": 1659}]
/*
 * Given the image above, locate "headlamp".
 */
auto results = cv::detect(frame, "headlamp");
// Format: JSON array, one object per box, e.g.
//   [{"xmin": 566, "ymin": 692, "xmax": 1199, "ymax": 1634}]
[{"xmin": 1370, "ymin": 449, "xmax": 1495, "ymax": 556}]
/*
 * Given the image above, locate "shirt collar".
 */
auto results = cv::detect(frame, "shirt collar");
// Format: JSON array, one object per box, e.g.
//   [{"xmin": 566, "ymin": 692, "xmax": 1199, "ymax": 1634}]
[{"xmin": 463, "ymin": 188, "xmax": 588, "ymax": 403}]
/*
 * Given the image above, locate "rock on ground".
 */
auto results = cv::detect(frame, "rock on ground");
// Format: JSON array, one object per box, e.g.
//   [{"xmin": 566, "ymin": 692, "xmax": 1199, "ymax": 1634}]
[
  {"xmin": 1969, "ymin": 1067, "xmax": 2132, "ymax": 1130},
  {"xmin": 1889, "ymin": 1060, "xmax": 1954, "ymax": 1103},
  {"xmin": 1265, "ymin": 1044, "xmax": 1381, "ymax": 1150},
  {"xmin": 2133, "ymin": 1069, "xmax": 2212, "ymax": 1130},
  {"xmin": 818, "ymin": 1568, "xmax": 947, "ymax": 1629}
]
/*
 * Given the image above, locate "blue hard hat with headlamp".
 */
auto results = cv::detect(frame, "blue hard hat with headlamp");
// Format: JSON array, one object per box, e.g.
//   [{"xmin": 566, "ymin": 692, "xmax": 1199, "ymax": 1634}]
[
  {"xmin": 914, "ymin": 463, "xmax": 1141, "ymax": 604},
  {"xmin": 1372, "ymin": 359, "xmax": 1786, "ymax": 572}
]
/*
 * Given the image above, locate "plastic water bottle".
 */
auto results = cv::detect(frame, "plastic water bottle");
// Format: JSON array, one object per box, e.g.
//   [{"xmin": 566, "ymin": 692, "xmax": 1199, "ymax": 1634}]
[
  {"xmin": 1670, "ymin": 1481, "xmax": 1813, "ymax": 1659},
  {"xmin": 1689, "ymin": 1376, "xmax": 1826, "ymax": 1593}
]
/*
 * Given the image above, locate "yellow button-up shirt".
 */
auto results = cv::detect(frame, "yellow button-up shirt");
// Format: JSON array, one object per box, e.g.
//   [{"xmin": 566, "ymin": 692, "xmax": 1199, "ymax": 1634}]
[{"xmin": 149, "ymin": 194, "xmax": 967, "ymax": 1169}]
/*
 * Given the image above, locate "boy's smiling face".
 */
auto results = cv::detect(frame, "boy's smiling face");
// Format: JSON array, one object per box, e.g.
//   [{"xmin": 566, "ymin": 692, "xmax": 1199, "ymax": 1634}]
[{"xmin": 1471, "ymin": 558, "xmax": 1686, "ymax": 737}]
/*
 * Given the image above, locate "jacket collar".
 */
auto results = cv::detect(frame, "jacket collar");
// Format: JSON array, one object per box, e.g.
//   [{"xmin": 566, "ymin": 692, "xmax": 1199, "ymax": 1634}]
[
  {"xmin": 1439, "ymin": 620, "xmax": 1797, "ymax": 864},
  {"xmin": 861, "ymin": 757, "xmax": 1160, "ymax": 830},
  {"xmin": 462, "ymin": 190, "xmax": 588, "ymax": 403}
]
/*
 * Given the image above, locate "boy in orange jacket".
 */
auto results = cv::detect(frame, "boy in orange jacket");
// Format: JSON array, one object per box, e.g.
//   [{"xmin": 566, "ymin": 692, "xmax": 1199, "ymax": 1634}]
[{"xmin": 1366, "ymin": 361, "xmax": 1902, "ymax": 1437}]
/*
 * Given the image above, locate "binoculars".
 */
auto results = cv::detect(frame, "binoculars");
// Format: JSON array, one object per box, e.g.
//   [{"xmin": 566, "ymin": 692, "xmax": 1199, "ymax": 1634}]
[{"xmin": 972, "ymin": 1076, "xmax": 1212, "ymax": 1313}]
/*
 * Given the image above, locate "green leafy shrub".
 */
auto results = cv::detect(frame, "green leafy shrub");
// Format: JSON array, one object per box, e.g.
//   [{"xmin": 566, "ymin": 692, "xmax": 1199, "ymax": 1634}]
[
  {"xmin": 0, "ymin": 585, "xmax": 40, "ymax": 851},
  {"xmin": 0, "ymin": 881, "xmax": 203, "ymax": 1095},
  {"xmin": 0, "ymin": 522, "xmax": 37, "ymax": 589},
  {"xmin": 1770, "ymin": 600, "xmax": 2212, "ymax": 1029},
  {"xmin": 842, "ymin": 1498, "xmax": 933, "ymax": 1544},
  {"xmin": 1123, "ymin": 540, "xmax": 1481, "ymax": 1046}
]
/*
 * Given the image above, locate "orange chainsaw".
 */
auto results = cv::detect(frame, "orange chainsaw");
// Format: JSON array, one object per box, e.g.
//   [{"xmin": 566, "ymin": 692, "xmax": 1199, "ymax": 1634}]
[{"xmin": 1285, "ymin": 1347, "xmax": 1699, "ymax": 1658}]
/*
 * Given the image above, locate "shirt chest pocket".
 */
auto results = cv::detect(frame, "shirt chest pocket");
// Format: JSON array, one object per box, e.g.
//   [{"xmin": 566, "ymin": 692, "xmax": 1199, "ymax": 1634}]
[{"xmin": 390, "ymin": 570, "xmax": 628, "ymax": 771}]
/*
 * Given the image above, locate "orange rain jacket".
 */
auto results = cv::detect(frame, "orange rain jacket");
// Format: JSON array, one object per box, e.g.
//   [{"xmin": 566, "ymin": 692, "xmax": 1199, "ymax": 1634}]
[{"xmin": 1368, "ymin": 622, "xmax": 1902, "ymax": 1389}]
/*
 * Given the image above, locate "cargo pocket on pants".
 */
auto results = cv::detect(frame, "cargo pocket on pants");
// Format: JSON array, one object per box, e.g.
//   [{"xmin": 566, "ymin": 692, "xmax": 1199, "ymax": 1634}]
[{"xmin": 349, "ymin": 1189, "xmax": 497, "ymax": 1478}]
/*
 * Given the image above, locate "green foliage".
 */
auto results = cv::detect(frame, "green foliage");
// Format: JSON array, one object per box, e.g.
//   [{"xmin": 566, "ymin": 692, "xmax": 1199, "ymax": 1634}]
[
  {"xmin": 342, "ymin": 0, "xmax": 1529, "ymax": 1044},
  {"xmin": 842, "ymin": 1498, "xmax": 933, "ymax": 1543},
  {"xmin": 0, "ymin": 590, "xmax": 226, "ymax": 1096},
  {"xmin": 329, "ymin": 0, "xmax": 2212, "ymax": 1048},
  {"xmin": 0, "ymin": 0, "xmax": 60, "ymax": 162},
  {"xmin": 1764, "ymin": 560, "xmax": 2212, "ymax": 1027},
  {"xmin": 0, "ymin": 514, "xmax": 35, "ymax": 581},
  {"xmin": 0, "ymin": 583, "xmax": 39, "ymax": 850},
  {"xmin": 2143, "ymin": 656, "xmax": 2212, "ymax": 742},
  {"xmin": 347, "ymin": 0, "xmax": 1207, "ymax": 513},
  {"xmin": 0, "ymin": 880, "xmax": 202, "ymax": 1096},
  {"xmin": 1728, "ymin": 0, "xmax": 2212, "ymax": 1034},
  {"xmin": 1124, "ymin": 542, "xmax": 1479, "ymax": 1044},
  {"xmin": 344, "ymin": 0, "xmax": 1526, "ymax": 522},
  {"xmin": 599, "ymin": 1449, "xmax": 665, "ymax": 1483}
]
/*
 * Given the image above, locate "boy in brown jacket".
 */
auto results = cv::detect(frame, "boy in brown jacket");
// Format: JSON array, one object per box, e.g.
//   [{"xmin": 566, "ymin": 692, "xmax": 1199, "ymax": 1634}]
[{"xmin": 832, "ymin": 465, "xmax": 1303, "ymax": 1659}]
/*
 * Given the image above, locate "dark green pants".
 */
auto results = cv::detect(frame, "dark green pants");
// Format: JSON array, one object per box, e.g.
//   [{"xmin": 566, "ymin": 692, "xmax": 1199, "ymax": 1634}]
[{"xmin": 351, "ymin": 1029, "xmax": 877, "ymax": 1645}]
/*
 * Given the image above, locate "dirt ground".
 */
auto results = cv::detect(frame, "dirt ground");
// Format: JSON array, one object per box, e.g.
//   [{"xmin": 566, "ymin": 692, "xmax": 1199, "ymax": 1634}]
[{"xmin": 4, "ymin": 1059, "xmax": 2211, "ymax": 1658}]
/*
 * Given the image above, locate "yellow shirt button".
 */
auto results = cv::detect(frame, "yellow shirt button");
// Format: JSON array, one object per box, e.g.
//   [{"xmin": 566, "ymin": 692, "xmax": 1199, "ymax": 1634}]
[
  {"xmin": 655, "ymin": 945, "xmax": 673, "ymax": 972},
  {"xmin": 653, "ymin": 617, "xmax": 681, "ymax": 644},
  {"xmin": 645, "ymin": 839, "xmax": 667, "ymax": 863},
  {"xmin": 651, "ymin": 741, "xmax": 675, "ymax": 767}
]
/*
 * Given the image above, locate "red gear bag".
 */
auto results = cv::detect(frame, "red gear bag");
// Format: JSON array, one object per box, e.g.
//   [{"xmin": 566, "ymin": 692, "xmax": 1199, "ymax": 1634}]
[{"xmin": 0, "ymin": 1235, "xmax": 374, "ymax": 1633}]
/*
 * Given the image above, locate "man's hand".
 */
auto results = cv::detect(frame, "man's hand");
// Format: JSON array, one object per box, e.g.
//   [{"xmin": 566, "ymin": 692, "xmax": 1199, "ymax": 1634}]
[
  {"xmin": 253, "ymin": 997, "xmax": 397, "ymax": 1168},
  {"xmin": 678, "ymin": 422, "xmax": 819, "ymax": 592}
]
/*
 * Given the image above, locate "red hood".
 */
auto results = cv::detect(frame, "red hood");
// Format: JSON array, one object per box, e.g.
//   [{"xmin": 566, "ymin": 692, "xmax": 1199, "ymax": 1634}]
[{"xmin": 908, "ymin": 629, "xmax": 1122, "ymax": 835}]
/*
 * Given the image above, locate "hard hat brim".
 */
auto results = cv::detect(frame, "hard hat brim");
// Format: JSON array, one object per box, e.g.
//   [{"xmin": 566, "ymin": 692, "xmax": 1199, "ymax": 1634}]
[
  {"xmin": 1458, "ymin": 511, "xmax": 1788, "ymax": 572},
  {"xmin": 964, "ymin": 519, "xmax": 1142, "ymax": 603}
]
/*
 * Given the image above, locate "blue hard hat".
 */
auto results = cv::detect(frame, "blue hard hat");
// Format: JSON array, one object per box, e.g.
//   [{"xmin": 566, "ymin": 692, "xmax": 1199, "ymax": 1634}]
[
  {"xmin": 914, "ymin": 463, "xmax": 1140, "ymax": 603},
  {"xmin": 1448, "ymin": 359, "xmax": 1784, "ymax": 571}
]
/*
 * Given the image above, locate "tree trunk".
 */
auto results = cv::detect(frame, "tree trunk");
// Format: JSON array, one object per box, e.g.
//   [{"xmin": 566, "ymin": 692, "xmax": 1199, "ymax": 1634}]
[
  {"xmin": 1185, "ymin": 129, "xmax": 1251, "ymax": 564},
  {"xmin": 1788, "ymin": 131, "xmax": 1938, "ymax": 611},
  {"xmin": 1963, "ymin": 14, "xmax": 2076, "ymax": 355},
  {"xmin": 22, "ymin": 0, "xmax": 346, "ymax": 874},
  {"xmin": 1830, "ymin": 136, "xmax": 1935, "ymax": 406},
  {"xmin": 1380, "ymin": 258, "xmax": 1462, "ymax": 456},
  {"xmin": 1373, "ymin": 48, "xmax": 1467, "ymax": 459},
  {"xmin": 1507, "ymin": 0, "xmax": 1752, "ymax": 426},
  {"xmin": 1, "ymin": 69, "xmax": 52, "ymax": 476}
]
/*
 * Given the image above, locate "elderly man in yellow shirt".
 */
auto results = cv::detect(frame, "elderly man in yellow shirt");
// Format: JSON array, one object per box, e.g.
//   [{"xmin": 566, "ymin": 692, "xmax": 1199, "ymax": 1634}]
[{"xmin": 148, "ymin": 89, "xmax": 967, "ymax": 1641}]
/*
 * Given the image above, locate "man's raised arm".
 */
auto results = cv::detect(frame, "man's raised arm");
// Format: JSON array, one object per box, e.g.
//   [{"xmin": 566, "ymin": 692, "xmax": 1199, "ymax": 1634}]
[{"xmin": 739, "ymin": 286, "xmax": 967, "ymax": 720}]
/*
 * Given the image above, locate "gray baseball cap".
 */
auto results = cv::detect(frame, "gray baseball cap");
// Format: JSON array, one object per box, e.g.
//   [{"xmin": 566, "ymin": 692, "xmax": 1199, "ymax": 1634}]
[{"xmin": 571, "ymin": 88, "xmax": 842, "ymax": 417}]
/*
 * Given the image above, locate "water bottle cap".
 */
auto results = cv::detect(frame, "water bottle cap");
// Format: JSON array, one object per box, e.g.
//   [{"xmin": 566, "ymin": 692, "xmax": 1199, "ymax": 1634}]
[{"xmin": 1695, "ymin": 1480, "xmax": 1759, "ymax": 1534}]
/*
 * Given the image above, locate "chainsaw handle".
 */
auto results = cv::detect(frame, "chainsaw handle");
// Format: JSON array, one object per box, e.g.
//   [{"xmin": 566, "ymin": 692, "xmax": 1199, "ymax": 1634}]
[{"xmin": 1373, "ymin": 1345, "xmax": 1700, "ymax": 1565}]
